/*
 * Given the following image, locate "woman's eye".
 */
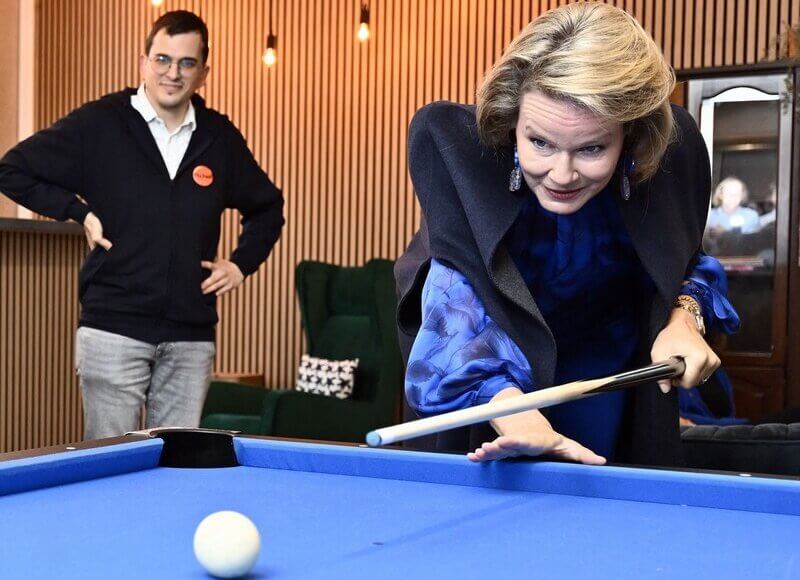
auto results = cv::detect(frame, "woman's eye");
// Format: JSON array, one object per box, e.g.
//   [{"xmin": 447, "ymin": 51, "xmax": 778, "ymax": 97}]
[
  {"xmin": 580, "ymin": 145, "xmax": 603, "ymax": 155},
  {"xmin": 530, "ymin": 138, "xmax": 548, "ymax": 149}
]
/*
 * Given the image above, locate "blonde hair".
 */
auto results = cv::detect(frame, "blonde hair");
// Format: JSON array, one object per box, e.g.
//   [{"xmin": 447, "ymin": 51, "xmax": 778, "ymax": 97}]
[
  {"xmin": 477, "ymin": 2, "xmax": 675, "ymax": 183},
  {"xmin": 712, "ymin": 177, "xmax": 749, "ymax": 207}
]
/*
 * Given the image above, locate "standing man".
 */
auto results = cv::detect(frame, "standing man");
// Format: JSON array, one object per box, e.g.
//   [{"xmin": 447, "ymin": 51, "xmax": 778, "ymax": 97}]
[{"xmin": 0, "ymin": 11, "xmax": 284, "ymax": 439}]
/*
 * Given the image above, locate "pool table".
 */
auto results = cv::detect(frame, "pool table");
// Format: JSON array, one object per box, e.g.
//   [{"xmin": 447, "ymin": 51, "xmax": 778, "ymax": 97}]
[{"xmin": 2, "ymin": 429, "xmax": 800, "ymax": 579}]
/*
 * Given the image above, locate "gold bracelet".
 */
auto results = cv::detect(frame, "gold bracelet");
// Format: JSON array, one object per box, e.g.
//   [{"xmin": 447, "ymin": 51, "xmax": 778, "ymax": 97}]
[{"xmin": 674, "ymin": 295, "xmax": 706, "ymax": 336}]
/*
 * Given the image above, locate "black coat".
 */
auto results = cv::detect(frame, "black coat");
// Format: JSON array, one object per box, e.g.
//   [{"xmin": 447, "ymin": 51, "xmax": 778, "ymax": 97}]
[{"xmin": 395, "ymin": 101, "xmax": 711, "ymax": 466}]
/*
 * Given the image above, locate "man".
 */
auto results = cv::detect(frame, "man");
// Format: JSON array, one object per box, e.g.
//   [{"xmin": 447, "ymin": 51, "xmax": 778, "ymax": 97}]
[{"xmin": 0, "ymin": 11, "xmax": 284, "ymax": 439}]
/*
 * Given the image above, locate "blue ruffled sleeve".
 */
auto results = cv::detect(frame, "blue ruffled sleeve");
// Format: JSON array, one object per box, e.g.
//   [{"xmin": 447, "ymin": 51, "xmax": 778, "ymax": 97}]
[
  {"xmin": 680, "ymin": 254, "xmax": 740, "ymax": 334},
  {"xmin": 405, "ymin": 259, "xmax": 534, "ymax": 417}
]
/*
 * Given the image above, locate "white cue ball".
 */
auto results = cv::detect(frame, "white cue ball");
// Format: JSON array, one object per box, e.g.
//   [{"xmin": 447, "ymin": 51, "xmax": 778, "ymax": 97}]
[{"xmin": 193, "ymin": 511, "xmax": 261, "ymax": 578}]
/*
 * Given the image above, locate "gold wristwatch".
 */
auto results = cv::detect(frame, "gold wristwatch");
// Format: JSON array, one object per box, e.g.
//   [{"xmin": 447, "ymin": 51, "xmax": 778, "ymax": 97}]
[{"xmin": 674, "ymin": 295, "xmax": 706, "ymax": 336}]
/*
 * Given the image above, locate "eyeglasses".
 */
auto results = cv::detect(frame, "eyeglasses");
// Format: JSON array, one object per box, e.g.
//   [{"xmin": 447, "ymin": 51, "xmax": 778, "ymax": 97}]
[{"xmin": 148, "ymin": 54, "xmax": 200, "ymax": 75}]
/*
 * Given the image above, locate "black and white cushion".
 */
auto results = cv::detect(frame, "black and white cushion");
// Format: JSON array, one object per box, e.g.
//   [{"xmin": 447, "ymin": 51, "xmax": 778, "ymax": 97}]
[{"xmin": 295, "ymin": 354, "xmax": 359, "ymax": 399}]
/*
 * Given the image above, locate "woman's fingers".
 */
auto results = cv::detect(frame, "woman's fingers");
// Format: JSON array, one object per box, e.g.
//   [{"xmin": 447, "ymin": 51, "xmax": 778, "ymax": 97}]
[
  {"xmin": 554, "ymin": 437, "xmax": 607, "ymax": 465},
  {"xmin": 467, "ymin": 433, "xmax": 605, "ymax": 465},
  {"xmin": 658, "ymin": 350, "xmax": 721, "ymax": 393},
  {"xmin": 677, "ymin": 352, "xmax": 721, "ymax": 389}
]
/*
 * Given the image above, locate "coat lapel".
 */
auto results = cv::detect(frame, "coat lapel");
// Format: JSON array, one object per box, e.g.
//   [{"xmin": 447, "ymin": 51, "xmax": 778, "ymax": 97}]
[
  {"xmin": 614, "ymin": 105, "xmax": 711, "ymax": 322},
  {"xmin": 614, "ymin": 175, "xmax": 701, "ymax": 339},
  {"xmin": 458, "ymin": 158, "xmax": 547, "ymax": 326},
  {"xmin": 433, "ymin": 113, "xmax": 545, "ymax": 325}
]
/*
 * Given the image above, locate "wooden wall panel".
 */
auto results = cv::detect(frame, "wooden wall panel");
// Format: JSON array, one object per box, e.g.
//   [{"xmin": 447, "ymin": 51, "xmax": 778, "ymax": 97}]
[
  {"xmin": 0, "ymin": 229, "xmax": 84, "ymax": 452},
  {"xmin": 3, "ymin": 0, "xmax": 800, "ymax": 451},
  {"xmin": 0, "ymin": 0, "xmax": 19, "ymax": 218}
]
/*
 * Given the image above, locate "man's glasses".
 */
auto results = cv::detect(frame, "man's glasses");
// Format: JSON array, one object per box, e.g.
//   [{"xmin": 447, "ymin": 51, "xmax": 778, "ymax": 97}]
[{"xmin": 148, "ymin": 55, "xmax": 199, "ymax": 75}]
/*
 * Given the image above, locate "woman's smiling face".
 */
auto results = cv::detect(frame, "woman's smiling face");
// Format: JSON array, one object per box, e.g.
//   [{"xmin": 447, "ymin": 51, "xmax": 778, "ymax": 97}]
[{"xmin": 515, "ymin": 90, "xmax": 625, "ymax": 214}]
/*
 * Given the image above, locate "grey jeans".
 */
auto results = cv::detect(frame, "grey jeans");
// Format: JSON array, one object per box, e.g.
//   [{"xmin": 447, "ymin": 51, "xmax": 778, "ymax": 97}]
[{"xmin": 75, "ymin": 327, "xmax": 215, "ymax": 440}]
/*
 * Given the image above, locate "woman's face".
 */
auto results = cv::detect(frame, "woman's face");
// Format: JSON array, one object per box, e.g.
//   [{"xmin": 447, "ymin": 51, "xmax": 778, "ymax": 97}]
[{"xmin": 515, "ymin": 90, "xmax": 624, "ymax": 214}]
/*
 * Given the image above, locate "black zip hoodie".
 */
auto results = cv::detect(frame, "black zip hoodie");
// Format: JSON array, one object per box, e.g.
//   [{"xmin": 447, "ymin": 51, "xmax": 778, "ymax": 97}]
[{"xmin": 0, "ymin": 88, "xmax": 284, "ymax": 343}]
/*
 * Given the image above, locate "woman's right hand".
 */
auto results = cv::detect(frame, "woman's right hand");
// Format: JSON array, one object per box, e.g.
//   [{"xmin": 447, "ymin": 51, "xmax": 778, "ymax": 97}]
[{"xmin": 466, "ymin": 386, "xmax": 606, "ymax": 465}]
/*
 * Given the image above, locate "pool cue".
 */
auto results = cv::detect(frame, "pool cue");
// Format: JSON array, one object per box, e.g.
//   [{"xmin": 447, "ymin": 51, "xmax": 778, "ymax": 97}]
[{"xmin": 366, "ymin": 357, "xmax": 685, "ymax": 447}]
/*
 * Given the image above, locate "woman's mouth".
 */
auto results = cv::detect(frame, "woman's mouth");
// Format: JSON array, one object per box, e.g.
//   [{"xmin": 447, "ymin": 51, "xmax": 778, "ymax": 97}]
[{"xmin": 544, "ymin": 186, "xmax": 583, "ymax": 201}]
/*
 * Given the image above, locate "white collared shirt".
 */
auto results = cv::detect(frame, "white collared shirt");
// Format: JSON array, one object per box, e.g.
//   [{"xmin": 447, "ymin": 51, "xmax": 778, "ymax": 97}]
[{"xmin": 130, "ymin": 84, "xmax": 196, "ymax": 179}]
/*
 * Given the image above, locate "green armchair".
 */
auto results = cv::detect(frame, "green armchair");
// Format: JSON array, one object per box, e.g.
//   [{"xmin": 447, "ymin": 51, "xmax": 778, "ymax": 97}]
[{"xmin": 200, "ymin": 259, "xmax": 403, "ymax": 443}]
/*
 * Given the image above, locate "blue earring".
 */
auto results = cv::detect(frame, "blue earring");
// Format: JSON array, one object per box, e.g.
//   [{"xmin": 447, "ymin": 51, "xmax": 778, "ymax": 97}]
[
  {"xmin": 509, "ymin": 145, "xmax": 522, "ymax": 192},
  {"xmin": 621, "ymin": 154, "xmax": 635, "ymax": 201}
]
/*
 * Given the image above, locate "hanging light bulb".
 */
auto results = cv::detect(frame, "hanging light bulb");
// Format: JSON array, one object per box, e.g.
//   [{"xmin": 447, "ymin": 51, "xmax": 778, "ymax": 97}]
[
  {"xmin": 151, "ymin": 0, "xmax": 164, "ymax": 7},
  {"xmin": 262, "ymin": 33, "xmax": 277, "ymax": 66},
  {"xmin": 357, "ymin": 4, "xmax": 370, "ymax": 42}
]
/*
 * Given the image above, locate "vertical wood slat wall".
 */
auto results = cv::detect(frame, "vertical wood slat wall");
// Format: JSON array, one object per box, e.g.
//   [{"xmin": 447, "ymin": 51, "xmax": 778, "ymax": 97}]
[
  {"xmin": 0, "ymin": 0, "xmax": 19, "ymax": 218},
  {"xmin": 2, "ymin": 0, "xmax": 798, "ymax": 451},
  {"xmin": 0, "ymin": 230, "xmax": 83, "ymax": 452}
]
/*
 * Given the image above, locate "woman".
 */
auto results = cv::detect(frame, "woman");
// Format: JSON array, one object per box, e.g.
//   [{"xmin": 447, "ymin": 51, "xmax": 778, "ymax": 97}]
[{"xmin": 395, "ymin": 3, "xmax": 738, "ymax": 467}]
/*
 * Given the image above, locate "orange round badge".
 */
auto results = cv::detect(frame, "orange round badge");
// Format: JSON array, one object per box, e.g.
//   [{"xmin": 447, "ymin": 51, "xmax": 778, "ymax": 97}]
[{"xmin": 193, "ymin": 165, "xmax": 214, "ymax": 187}]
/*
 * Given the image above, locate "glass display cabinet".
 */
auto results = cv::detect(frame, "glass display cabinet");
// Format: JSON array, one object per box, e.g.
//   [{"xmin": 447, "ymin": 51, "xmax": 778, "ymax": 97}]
[{"xmin": 682, "ymin": 68, "xmax": 799, "ymax": 420}]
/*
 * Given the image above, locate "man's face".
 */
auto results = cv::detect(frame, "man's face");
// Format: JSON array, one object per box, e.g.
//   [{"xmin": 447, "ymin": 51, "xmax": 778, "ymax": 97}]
[
  {"xmin": 139, "ymin": 29, "xmax": 209, "ymax": 114},
  {"xmin": 720, "ymin": 182, "xmax": 745, "ymax": 213}
]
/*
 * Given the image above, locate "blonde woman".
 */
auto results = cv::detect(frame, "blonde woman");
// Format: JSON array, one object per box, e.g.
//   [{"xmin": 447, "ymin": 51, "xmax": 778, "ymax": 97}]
[{"xmin": 396, "ymin": 2, "xmax": 739, "ymax": 467}]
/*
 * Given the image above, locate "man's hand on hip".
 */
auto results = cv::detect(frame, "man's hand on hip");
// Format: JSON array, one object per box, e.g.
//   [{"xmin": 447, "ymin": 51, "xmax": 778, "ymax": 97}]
[
  {"xmin": 201, "ymin": 260, "xmax": 245, "ymax": 296},
  {"xmin": 83, "ymin": 212, "xmax": 112, "ymax": 251}
]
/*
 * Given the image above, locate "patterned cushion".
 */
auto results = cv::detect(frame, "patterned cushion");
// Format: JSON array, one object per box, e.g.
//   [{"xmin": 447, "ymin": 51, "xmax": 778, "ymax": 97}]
[{"xmin": 295, "ymin": 354, "xmax": 359, "ymax": 399}]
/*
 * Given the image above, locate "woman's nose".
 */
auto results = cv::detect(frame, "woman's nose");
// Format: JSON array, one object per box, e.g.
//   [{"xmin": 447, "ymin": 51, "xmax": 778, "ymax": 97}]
[{"xmin": 548, "ymin": 154, "xmax": 578, "ymax": 186}]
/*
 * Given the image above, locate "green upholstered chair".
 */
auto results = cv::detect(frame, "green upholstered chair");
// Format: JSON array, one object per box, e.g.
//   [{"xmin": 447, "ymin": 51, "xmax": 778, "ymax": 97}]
[{"xmin": 200, "ymin": 259, "xmax": 403, "ymax": 443}]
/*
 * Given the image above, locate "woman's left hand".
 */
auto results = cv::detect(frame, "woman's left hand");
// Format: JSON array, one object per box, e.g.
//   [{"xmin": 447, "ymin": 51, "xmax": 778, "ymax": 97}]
[{"xmin": 650, "ymin": 307, "xmax": 720, "ymax": 393}]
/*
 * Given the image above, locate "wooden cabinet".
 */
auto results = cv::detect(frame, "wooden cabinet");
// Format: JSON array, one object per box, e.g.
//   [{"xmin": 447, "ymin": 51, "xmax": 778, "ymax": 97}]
[{"xmin": 681, "ymin": 66, "xmax": 799, "ymax": 421}]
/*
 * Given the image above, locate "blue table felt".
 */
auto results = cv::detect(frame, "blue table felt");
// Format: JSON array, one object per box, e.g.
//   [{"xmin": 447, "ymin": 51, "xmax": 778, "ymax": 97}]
[{"xmin": 1, "ymin": 437, "xmax": 799, "ymax": 579}]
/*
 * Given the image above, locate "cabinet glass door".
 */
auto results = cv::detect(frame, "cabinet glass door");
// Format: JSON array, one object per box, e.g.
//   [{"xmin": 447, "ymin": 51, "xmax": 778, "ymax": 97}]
[{"xmin": 687, "ymin": 74, "xmax": 791, "ymax": 363}]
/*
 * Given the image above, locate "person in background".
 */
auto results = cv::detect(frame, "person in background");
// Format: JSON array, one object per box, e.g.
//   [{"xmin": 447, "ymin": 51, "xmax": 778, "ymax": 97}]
[
  {"xmin": 707, "ymin": 177, "xmax": 761, "ymax": 234},
  {"xmin": 0, "ymin": 11, "xmax": 284, "ymax": 439}
]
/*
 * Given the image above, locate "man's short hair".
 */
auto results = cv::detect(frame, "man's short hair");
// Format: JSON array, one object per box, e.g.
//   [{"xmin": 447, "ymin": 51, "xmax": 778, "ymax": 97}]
[{"xmin": 145, "ymin": 10, "xmax": 209, "ymax": 63}]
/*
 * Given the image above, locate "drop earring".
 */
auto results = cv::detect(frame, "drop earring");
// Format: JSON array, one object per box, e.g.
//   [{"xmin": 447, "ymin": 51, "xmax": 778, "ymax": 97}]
[
  {"xmin": 621, "ymin": 154, "xmax": 635, "ymax": 201},
  {"xmin": 509, "ymin": 144, "xmax": 522, "ymax": 192}
]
